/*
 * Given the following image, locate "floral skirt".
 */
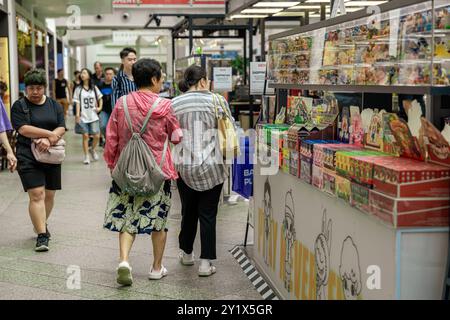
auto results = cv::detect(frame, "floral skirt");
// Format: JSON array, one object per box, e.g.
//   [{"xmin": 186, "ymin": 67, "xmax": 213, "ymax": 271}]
[{"xmin": 103, "ymin": 180, "xmax": 172, "ymax": 235}]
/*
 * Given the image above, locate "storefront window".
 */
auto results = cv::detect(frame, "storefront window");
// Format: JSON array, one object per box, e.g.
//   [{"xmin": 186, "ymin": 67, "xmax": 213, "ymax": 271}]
[{"xmin": 17, "ymin": 15, "xmax": 32, "ymax": 95}]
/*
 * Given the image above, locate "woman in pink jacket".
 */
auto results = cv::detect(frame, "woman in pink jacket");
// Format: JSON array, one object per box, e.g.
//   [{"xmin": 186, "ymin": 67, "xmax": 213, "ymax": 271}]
[{"xmin": 103, "ymin": 59, "xmax": 182, "ymax": 286}]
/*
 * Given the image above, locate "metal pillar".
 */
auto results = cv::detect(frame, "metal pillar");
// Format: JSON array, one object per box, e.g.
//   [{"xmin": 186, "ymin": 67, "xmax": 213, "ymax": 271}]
[
  {"xmin": 249, "ymin": 19, "xmax": 254, "ymax": 129},
  {"xmin": 188, "ymin": 17, "xmax": 194, "ymax": 55},
  {"xmin": 260, "ymin": 18, "xmax": 265, "ymax": 62},
  {"xmin": 31, "ymin": 6, "xmax": 36, "ymax": 68},
  {"xmin": 7, "ymin": 0, "xmax": 19, "ymax": 101},
  {"xmin": 321, "ymin": 4, "xmax": 327, "ymax": 21}
]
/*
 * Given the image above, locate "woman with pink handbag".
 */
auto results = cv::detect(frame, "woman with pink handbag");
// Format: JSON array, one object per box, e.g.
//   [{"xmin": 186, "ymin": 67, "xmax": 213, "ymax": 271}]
[{"xmin": 11, "ymin": 69, "xmax": 66, "ymax": 252}]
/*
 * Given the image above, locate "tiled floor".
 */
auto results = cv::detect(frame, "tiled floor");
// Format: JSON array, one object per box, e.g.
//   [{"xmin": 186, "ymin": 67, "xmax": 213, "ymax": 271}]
[{"xmin": 0, "ymin": 122, "xmax": 261, "ymax": 300}]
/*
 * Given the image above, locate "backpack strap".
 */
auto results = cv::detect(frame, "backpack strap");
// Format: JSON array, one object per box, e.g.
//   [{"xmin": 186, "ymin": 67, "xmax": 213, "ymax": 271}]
[
  {"xmin": 122, "ymin": 95, "xmax": 135, "ymax": 134},
  {"xmin": 140, "ymin": 97, "xmax": 162, "ymax": 135},
  {"xmin": 140, "ymin": 97, "xmax": 168, "ymax": 167}
]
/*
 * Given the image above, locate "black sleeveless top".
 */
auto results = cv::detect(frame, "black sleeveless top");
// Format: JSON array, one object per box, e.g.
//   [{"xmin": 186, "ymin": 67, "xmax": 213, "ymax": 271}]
[{"xmin": 55, "ymin": 79, "xmax": 68, "ymax": 99}]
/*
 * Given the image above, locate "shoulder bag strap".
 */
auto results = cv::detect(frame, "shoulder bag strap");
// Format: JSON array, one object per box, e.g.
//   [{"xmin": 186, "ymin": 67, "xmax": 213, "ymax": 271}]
[
  {"xmin": 19, "ymin": 98, "xmax": 31, "ymax": 125},
  {"xmin": 122, "ymin": 96, "xmax": 135, "ymax": 134}
]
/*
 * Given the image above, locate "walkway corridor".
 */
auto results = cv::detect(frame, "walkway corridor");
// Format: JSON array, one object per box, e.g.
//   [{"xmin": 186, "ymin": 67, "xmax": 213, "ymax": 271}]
[{"xmin": 0, "ymin": 125, "xmax": 260, "ymax": 300}]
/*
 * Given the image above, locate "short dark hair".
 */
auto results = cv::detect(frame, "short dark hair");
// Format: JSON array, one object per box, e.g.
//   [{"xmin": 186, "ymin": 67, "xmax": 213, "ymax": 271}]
[
  {"xmin": 73, "ymin": 70, "xmax": 80, "ymax": 77},
  {"xmin": 94, "ymin": 61, "xmax": 102, "ymax": 68},
  {"xmin": 24, "ymin": 69, "xmax": 47, "ymax": 87},
  {"xmin": 104, "ymin": 67, "xmax": 116, "ymax": 74},
  {"xmin": 0, "ymin": 81, "xmax": 7, "ymax": 91},
  {"xmin": 120, "ymin": 47, "xmax": 137, "ymax": 59},
  {"xmin": 57, "ymin": 69, "xmax": 64, "ymax": 74},
  {"xmin": 132, "ymin": 59, "xmax": 162, "ymax": 89},
  {"xmin": 178, "ymin": 65, "xmax": 207, "ymax": 93}
]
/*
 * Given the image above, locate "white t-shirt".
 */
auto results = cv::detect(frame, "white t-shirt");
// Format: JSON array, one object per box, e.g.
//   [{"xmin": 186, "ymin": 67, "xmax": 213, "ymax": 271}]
[{"xmin": 73, "ymin": 86, "xmax": 103, "ymax": 123}]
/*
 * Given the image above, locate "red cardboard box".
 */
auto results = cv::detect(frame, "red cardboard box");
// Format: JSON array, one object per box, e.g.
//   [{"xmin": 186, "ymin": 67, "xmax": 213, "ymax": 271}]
[
  {"xmin": 373, "ymin": 157, "xmax": 450, "ymax": 198},
  {"xmin": 349, "ymin": 155, "xmax": 394, "ymax": 187},
  {"xmin": 369, "ymin": 190, "xmax": 450, "ymax": 227}
]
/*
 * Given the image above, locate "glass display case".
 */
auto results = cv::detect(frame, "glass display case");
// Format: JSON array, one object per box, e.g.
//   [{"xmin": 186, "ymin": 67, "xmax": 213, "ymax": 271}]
[{"xmin": 268, "ymin": 0, "xmax": 450, "ymax": 93}]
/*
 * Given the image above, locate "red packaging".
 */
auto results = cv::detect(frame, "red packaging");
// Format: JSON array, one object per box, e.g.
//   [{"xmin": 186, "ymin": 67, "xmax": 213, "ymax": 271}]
[
  {"xmin": 373, "ymin": 157, "xmax": 450, "ymax": 198},
  {"xmin": 369, "ymin": 190, "xmax": 450, "ymax": 227},
  {"xmin": 349, "ymin": 155, "xmax": 394, "ymax": 187}
]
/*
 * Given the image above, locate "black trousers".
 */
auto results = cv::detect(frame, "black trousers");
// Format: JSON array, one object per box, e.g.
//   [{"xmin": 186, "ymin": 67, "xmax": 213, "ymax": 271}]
[{"xmin": 177, "ymin": 178, "xmax": 224, "ymax": 260}]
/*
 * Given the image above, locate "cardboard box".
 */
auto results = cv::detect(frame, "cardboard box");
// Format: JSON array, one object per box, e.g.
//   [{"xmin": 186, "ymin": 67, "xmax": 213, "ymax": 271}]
[
  {"xmin": 323, "ymin": 168, "xmax": 337, "ymax": 197},
  {"xmin": 312, "ymin": 164, "xmax": 324, "ymax": 189},
  {"xmin": 300, "ymin": 154, "xmax": 312, "ymax": 184},
  {"xmin": 336, "ymin": 175, "xmax": 351, "ymax": 202},
  {"xmin": 351, "ymin": 182, "xmax": 371, "ymax": 213},
  {"xmin": 373, "ymin": 157, "xmax": 450, "ymax": 198},
  {"xmin": 369, "ymin": 190, "xmax": 450, "ymax": 227},
  {"xmin": 323, "ymin": 145, "xmax": 363, "ymax": 171},
  {"xmin": 335, "ymin": 150, "xmax": 386, "ymax": 179},
  {"xmin": 290, "ymin": 150, "xmax": 300, "ymax": 178},
  {"xmin": 349, "ymin": 155, "xmax": 393, "ymax": 187}
]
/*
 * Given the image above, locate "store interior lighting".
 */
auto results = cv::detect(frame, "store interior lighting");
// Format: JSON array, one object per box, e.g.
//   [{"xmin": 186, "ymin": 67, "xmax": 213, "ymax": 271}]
[
  {"xmin": 241, "ymin": 8, "xmax": 285, "ymax": 14},
  {"xmin": 253, "ymin": 2, "xmax": 300, "ymax": 7},
  {"xmin": 231, "ymin": 0, "xmax": 391, "ymax": 20}
]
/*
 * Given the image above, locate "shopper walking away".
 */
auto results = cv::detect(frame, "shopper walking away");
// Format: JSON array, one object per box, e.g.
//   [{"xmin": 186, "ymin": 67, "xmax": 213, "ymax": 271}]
[
  {"xmin": 104, "ymin": 59, "xmax": 182, "ymax": 286},
  {"xmin": 73, "ymin": 68, "xmax": 103, "ymax": 165},
  {"xmin": 172, "ymin": 65, "xmax": 236, "ymax": 277},
  {"xmin": 99, "ymin": 67, "xmax": 115, "ymax": 147},
  {"xmin": 53, "ymin": 69, "xmax": 71, "ymax": 122},
  {"xmin": 0, "ymin": 96, "xmax": 17, "ymax": 172},
  {"xmin": 111, "ymin": 47, "xmax": 137, "ymax": 109},
  {"xmin": 70, "ymin": 70, "xmax": 81, "ymax": 116},
  {"xmin": 93, "ymin": 61, "xmax": 104, "ymax": 88},
  {"xmin": 10, "ymin": 69, "xmax": 66, "ymax": 252}
]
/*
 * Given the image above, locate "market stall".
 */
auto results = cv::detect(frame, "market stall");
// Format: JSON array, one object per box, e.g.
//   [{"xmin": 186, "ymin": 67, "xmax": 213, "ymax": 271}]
[{"xmin": 251, "ymin": 0, "xmax": 450, "ymax": 300}]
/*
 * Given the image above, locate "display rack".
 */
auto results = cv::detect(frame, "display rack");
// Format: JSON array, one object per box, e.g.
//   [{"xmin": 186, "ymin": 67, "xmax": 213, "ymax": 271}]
[
  {"xmin": 251, "ymin": 0, "xmax": 450, "ymax": 300},
  {"xmin": 268, "ymin": 0, "xmax": 450, "ymax": 98}
]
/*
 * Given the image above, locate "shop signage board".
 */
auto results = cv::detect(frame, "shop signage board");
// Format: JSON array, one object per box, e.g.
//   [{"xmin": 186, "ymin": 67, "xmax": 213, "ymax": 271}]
[
  {"xmin": 253, "ymin": 163, "xmax": 448, "ymax": 300},
  {"xmin": 213, "ymin": 67, "xmax": 232, "ymax": 92},
  {"xmin": 250, "ymin": 62, "xmax": 267, "ymax": 95},
  {"xmin": 113, "ymin": 0, "xmax": 225, "ymax": 7}
]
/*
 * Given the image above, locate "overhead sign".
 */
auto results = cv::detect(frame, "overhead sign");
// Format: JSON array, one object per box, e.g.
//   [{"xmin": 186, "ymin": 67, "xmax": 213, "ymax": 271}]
[
  {"xmin": 113, "ymin": 0, "xmax": 225, "ymax": 7},
  {"xmin": 213, "ymin": 67, "xmax": 232, "ymax": 92},
  {"xmin": 250, "ymin": 62, "xmax": 267, "ymax": 95}
]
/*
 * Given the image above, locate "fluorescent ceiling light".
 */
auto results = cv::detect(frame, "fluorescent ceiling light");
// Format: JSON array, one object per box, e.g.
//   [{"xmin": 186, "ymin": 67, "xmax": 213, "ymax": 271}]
[
  {"xmin": 274, "ymin": 11, "xmax": 305, "ymax": 16},
  {"xmin": 253, "ymin": 2, "xmax": 300, "ymax": 7},
  {"xmin": 344, "ymin": 1, "xmax": 387, "ymax": 6},
  {"xmin": 231, "ymin": 14, "xmax": 269, "ymax": 19},
  {"xmin": 242, "ymin": 8, "xmax": 284, "ymax": 13},
  {"xmin": 288, "ymin": 5, "xmax": 321, "ymax": 9},
  {"xmin": 306, "ymin": 0, "xmax": 331, "ymax": 3},
  {"xmin": 324, "ymin": 6, "xmax": 364, "ymax": 12}
]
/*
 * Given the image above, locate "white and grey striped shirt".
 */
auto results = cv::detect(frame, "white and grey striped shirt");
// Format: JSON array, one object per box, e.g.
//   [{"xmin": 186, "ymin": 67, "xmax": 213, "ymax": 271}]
[{"xmin": 172, "ymin": 90, "xmax": 233, "ymax": 192}]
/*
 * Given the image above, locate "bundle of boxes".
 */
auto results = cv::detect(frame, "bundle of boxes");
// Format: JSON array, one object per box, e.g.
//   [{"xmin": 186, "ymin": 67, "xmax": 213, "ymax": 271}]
[{"xmin": 257, "ymin": 123, "xmax": 450, "ymax": 228}]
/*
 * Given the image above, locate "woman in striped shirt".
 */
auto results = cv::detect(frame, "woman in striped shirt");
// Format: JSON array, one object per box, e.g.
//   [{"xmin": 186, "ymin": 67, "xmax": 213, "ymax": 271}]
[{"xmin": 172, "ymin": 65, "xmax": 235, "ymax": 277}]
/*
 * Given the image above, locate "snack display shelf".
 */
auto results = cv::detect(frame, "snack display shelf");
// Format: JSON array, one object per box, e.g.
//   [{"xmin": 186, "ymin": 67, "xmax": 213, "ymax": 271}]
[{"xmin": 269, "ymin": 83, "xmax": 450, "ymax": 95}]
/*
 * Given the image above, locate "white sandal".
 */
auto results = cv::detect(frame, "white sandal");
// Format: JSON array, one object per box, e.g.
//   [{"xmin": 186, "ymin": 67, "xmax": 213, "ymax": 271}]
[{"xmin": 149, "ymin": 265, "xmax": 168, "ymax": 280}]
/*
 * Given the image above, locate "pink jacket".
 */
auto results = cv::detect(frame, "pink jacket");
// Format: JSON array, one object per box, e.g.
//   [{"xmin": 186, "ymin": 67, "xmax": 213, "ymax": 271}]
[{"xmin": 104, "ymin": 91, "xmax": 182, "ymax": 180}]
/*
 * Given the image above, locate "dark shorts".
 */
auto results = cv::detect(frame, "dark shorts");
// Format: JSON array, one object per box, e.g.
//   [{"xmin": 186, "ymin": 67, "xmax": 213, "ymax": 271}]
[{"xmin": 17, "ymin": 146, "xmax": 62, "ymax": 192}]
